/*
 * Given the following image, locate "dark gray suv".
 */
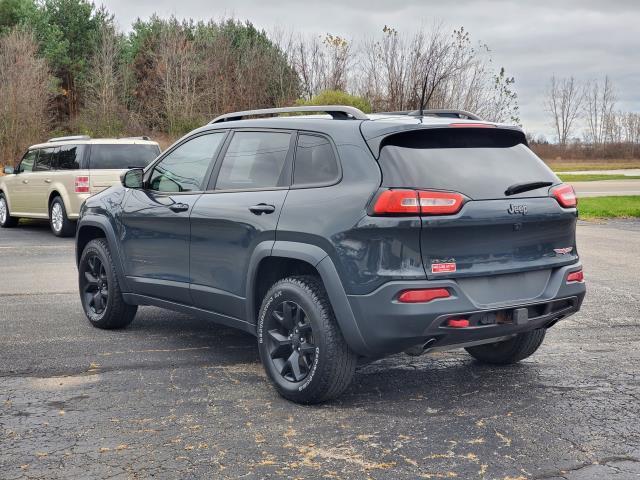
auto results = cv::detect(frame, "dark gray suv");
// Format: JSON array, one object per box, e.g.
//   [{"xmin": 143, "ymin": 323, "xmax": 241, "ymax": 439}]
[{"xmin": 75, "ymin": 106, "xmax": 586, "ymax": 404}]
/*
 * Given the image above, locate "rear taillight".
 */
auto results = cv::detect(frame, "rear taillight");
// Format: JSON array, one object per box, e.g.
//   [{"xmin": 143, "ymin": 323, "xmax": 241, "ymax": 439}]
[
  {"xmin": 566, "ymin": 269, "xmax": 584, "ymax": 283},
  {"xmin": 75, "ymin": 176, "xmax": 90, "ymax": 193},
  {"xmin": 397, "ymin": 288, "xmax": 451, "ymax": 303},
  {"xmin": 551, "ymin": 184, "xmax": 577, "ymax": 208},
  {"xmin": 373, "ymin": 189, "xmax": 419, "ymax": 215},
  {"xmin": 373, "ymin": 189, "xmax": 465, "ymax": 216}
]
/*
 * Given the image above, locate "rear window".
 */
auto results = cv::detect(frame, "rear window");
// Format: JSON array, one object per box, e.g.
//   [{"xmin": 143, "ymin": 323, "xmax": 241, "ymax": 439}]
[
  {"xmin": 379, "ymin": 128, "xmax": 558, "ymax": 200},
  {"xmin": 89, "ymin": 144, "xmax": 160, "ymax": 170}
]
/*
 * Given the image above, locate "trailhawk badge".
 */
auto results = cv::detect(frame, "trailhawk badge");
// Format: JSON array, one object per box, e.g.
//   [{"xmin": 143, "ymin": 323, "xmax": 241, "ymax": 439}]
[{"xmin": 554, "ymin": 247, "xmax": 574, "ymax": 255}]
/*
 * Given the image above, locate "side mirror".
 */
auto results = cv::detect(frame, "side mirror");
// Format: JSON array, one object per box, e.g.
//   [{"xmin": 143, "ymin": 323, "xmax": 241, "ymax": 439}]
[
  {"xmin": 3, "ymin": 166, "xmax": 14, "ymax": 175},
  {"xmin": 121, "ymin": 168, "xmax": 144, "ymax": 189}
]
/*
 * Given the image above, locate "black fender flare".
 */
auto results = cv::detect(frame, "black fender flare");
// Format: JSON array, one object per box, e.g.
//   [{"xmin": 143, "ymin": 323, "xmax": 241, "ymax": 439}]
[
  {"xmin": 246, "ymin": 240, "xmax": 371, "ymax": 356},
  {"xmin": 76, "ymin": 215, "xmax": 130, "ymax": 293}
]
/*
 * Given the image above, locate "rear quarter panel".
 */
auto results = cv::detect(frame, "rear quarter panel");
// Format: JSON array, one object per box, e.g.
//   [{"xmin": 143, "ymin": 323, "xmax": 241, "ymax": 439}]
[{"xmin": 276, "ymin": 143, "xmax": 426, "ymax": 295}]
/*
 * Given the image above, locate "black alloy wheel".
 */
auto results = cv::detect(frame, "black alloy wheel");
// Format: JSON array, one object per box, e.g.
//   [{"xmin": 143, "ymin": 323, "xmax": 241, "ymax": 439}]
[
  {"xmin": 81, "ymin": 254, "xmax": 109, "ymax": 315},
  {"xmin": 265, "ymin": 300, "xmax": 317, "ymax": 383}
]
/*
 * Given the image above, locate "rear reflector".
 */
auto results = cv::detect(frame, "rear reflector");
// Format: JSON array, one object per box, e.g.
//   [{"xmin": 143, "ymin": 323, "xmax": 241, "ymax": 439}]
[
  {"xmin": 447, "ymin": 318, "xmax": 470, "ymax": 328},
  {"xmin": 397, "ymin": 288, "xmax": 450, "ymax": 303},
  {"xmin": 75, "ymin": 176, "xmax": 90, "ymax": 193},
  {"xmin": 566, "ymin": 269, "xmax": 584, "ymax": 283},
  {"xmin": 373, "ymin": 189, "xmax": 464, "ymax": 216},
  {"xmin": 551, "ymin": 184, "xmax": 577, "ymax": 208}
]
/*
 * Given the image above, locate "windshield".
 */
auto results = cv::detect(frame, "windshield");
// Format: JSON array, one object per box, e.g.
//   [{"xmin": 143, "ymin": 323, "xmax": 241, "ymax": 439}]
[{"xmin": 89, "ymin": 144, "xmax": 160, "ymax": 170}]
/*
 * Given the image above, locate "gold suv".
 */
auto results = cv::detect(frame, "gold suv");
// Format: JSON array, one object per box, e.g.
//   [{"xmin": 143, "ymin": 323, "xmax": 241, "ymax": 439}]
[{"xmin": 0, "ymin": 136, "xmax": 160, "ymax": 236}]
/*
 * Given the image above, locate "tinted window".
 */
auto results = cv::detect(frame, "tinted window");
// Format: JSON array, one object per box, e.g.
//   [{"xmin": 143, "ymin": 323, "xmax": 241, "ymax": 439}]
[
  {"xmin": 90, "ymin": 144, "xmax": 160, "ymax": 170},
  {"xmin": 58, "ymin": 144, "xmax": 86, "ymax": 170},
  {"xmin": 294, "ymin": 134, "xmax": 339, "ymax": 185},
  {"xmin": 379, "ymin": 129, "xmax": 558, "ymax": 200},
  {"xmin": 34, "ymin": 148, "xmax": 57, "ymax": 171},
  {"xmin": 149, "ymin": 133, "xmax": 224, "ymax": 192},
  {"xmin": 19, "ymin": 150, "xmax": 37, "ymax": 172},
  {"xmin": 216, "ymin": 131, "xmax": 290, "ymax": 190}
]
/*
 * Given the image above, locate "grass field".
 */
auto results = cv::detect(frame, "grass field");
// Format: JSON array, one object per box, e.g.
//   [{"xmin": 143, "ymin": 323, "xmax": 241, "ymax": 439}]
[
  {"xmin": 547, "ymin": 161, "xmax": 640, "ymax": 171},
  {"xmin": 559, "ymin": 174, "xmax": 640, "ymax": 182},
  {"xmin": 579, "ymin": 196, "xmax": 640, "ymax": 219}
]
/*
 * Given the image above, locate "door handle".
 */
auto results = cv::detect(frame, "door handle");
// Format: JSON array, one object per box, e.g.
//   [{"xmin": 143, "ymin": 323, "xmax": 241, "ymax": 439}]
[
  {"xmin": 44, "ymin": 179, "xmax": 52, "ymax": 184},
  {"xmin": 249, "ymin": 204, "xmax": 276, "ymax": 215},
  {"xmin": 22, "ymin": 179, "xmax": 29, "ymax": 184},
  {"xmin": 169, "ymin": 203, "xmax": 189, "ymax": 213}
]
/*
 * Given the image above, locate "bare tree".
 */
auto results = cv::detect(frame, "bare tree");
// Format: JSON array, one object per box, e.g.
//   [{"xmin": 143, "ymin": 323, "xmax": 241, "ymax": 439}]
[
  {"xmin": 584, "ymin": 76, "xmax": 616, "ymax": 146},
  {"xmin": 80, "ymin": 24, "xmax": 126, "ymax": 136},
  {"xmin": 0, "ymin": 29, "xmax": 51, "ymax": 167},
  {"xmin": 545, "ymin": 76, "xmax": 583, "ymax": 145}
]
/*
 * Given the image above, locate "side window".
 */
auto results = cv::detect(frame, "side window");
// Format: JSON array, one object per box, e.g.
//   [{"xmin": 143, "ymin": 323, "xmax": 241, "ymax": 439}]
[
  {"xmin": 34, "ymin": 147, "xmax": 57, "ymax": 171},
  {"xmin": 293, "ymin": 134, "xmax": 340, "ymax": 185},
  {"xmin": 216, "ymin": 131, "xmax": 291, "ymax": 190},
  {"xmin": 19, "ymin": 150, "xmax": 37, "ymax": 173},
  {"xmin": 58, "ymin": 145, "xmax": 85, "ymax": 170},
  {"xmin": 149, "ymin": 133, "xmax": 225, "ymax": 193}
]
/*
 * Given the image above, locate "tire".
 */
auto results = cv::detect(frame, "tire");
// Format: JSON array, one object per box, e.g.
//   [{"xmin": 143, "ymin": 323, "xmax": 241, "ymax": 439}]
[
  {"xmin": 465, "ymin": 329, "xmax": 546, "ymax": 365},
  {"xmin": 79, "ymin": 238, "xmax": 137, "ymax": 329},
  {"xmin": 257, "ymin": 275, "xmax": 357, "ymax": 404},
  {"xmin": 0, "ymin": 192, "xmax": 19, "ymax": 228},
  {"xmin": 49, "ymin": 196, "xmax": 75, "ymax": 237}
]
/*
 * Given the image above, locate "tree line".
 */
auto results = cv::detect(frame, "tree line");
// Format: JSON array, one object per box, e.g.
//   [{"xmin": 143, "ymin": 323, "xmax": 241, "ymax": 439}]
[
  {"xmin": 542, "ymin": 75, "xmax": 640, "ymax": 159},
  {"xmin": 2, "ymin": 0, "xmax": 520, "ymax": 166}
]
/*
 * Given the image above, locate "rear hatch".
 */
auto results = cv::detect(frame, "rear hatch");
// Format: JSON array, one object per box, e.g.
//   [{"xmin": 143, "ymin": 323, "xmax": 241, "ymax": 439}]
[
  {"xmin": 88, "ymin": 143, "xmax": 160, "ymax": 193},
  {"xmin": 375, "ymin": 127, "xmax": 579, "ymax": 281}
]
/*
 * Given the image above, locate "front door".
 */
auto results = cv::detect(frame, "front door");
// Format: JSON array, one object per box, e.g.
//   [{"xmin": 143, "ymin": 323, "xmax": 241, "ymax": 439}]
[
  {"xmin": 119, "ymin": 131, "xmax": 227, "ymax": 304},
  {"xmin": 10, "ymin": 149, "xmax": 39, "ymax": 215},
  {"xmin": 31, "ymin": 146, "xmax": 58, "ymax": 215},
  {"xmin": 189, "ymin": 130, "xmax": 293, "ymax": 320}
]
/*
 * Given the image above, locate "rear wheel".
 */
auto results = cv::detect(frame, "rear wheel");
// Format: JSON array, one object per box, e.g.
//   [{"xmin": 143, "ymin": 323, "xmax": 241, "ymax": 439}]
[
  {"xmin": 50, "ymin": 197, "xmax": 75, "ymax": 237},
  {"xmin": 257, "ymin": 275, "xmax": 357, "ymax": 404},
  {"xmin": 79, "ymin": 238, "xmax": 137, "ymax": 329},
  {"xmin": 465, "ymin": 329, "xmax": 546, "ymax": 364},
  {"xmin": 0, "ymin": 193, "xmax": 19, "ymax": 228}
]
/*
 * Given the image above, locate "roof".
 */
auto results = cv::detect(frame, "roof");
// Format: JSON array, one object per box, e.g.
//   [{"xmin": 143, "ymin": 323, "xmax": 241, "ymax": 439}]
[{"xmin": 29, "ymin": 138, "xmax": 160, "ymax": 150}]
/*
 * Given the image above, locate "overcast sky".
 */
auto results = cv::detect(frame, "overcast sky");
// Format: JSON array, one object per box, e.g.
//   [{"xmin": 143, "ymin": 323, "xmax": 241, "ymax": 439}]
[{"xmin": 101, "ymin": 0, "xmax": 639, "ymax": 138}]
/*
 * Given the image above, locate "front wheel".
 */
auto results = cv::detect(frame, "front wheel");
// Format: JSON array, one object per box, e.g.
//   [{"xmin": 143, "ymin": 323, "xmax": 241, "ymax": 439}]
[
  {"xmin": 465, "ymin": 329, "xmax": 546, "ymax": 365},
  {"xmin": 257, "ymin": 275, "xmax": 357, "ymax": 404},
  {"xmin": 50, "ymin": 197, "xmax": 75, "ymax": 237},
  {"xmin": 0, "ymin": 193, "xmax": 19, "ymax": 228},
  {"xmin": 79, "ymin": 238, "xmax": 137, "ymax": 329}
]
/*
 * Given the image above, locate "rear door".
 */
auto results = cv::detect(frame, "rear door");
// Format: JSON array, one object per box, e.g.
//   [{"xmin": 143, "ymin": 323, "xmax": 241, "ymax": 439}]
[
  {"xmin": 30, "ymin": 146, "xmax": 58, "ymax": 215},
  {"xmin": 120, "ymin": 133, "xmax": 225, "ymax": 304},
  {"xmin": 189, "ymin": 130, "xmax": 293, "ymax": 319},
  {"xmin": 377, "ymin": 127, "xmax": 578, "ymax": 281}
]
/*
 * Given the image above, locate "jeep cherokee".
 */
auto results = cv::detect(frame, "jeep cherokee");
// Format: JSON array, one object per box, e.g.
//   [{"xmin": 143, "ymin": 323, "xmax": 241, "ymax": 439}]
[{"xmin": 74, "ymin": 106, "xmax": 586, "ymax": 404}]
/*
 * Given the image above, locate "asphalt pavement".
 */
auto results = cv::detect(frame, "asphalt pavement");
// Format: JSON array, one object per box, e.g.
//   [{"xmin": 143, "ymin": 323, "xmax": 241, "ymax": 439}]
[{"xmin": 1, "ymin": 220, "xmax": 639, "ymax": 479}]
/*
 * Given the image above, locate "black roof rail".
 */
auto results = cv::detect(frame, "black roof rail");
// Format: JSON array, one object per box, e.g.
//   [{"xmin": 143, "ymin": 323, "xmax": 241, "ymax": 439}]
[
  {"xmin": 375, "ymin": 109, "xmax": 482, "ymax": 121},
  {"xmin": 210, "ymin": 105, "xmax": 369, "ymax": 124}
]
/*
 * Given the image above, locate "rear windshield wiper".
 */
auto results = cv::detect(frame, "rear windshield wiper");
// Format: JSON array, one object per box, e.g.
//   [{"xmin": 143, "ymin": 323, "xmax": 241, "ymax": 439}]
[{"xmin": 505, "ymin": 181, "xmax": 553, "ymax": 196}]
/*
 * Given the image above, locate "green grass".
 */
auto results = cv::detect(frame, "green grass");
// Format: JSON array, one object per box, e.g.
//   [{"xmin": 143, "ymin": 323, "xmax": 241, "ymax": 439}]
[
  {"xmin": 559, "ymin": 174, "xmax": 640, "ymax": 182},
  {"xmin": 578, "ymin": 196, "xmax": 640, "ymax": 219},
  {"xmin": 547, "ymin": 161, "xmax": 640, "ymax": 171}
]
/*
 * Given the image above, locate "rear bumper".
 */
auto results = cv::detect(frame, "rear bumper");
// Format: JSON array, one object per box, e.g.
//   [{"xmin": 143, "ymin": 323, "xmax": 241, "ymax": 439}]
[{"xmin": 346, "ymin": 263, "xmax": 586, "ymax": 357}]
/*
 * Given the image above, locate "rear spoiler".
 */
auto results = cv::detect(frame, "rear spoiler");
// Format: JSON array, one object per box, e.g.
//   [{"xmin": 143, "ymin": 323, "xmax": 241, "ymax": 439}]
[{"xmin": 363, "ymin": 124, "xmax": 527, "ymax": 158}]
